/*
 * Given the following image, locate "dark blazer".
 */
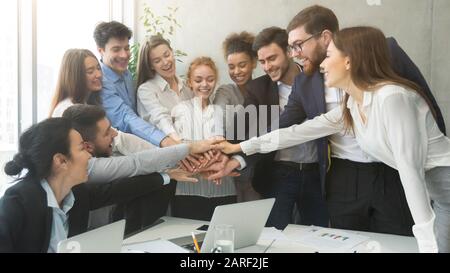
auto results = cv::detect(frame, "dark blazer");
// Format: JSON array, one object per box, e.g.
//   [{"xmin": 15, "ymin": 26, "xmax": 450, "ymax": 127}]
[
  {"xmin": 236, "ymin": 74, "xmax": 281, "ymax": 195},
  {"xmin": 279, "ymin": 37, "xmax": 446, "ymax": 196},
  {"xmin": 0, "ymin": 173, "xmax": 165, "ymax": 253}
]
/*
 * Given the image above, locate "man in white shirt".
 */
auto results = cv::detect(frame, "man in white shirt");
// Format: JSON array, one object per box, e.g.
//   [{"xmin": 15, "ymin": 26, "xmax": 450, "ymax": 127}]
[{"xmin": 62, "ymin": 104, "xmax": 211, "ymax": 234}]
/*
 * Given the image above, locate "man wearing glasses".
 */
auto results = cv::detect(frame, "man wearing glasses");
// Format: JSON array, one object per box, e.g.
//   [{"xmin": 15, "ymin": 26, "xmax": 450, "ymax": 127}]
[
  {"xmin": 233, "ymin": 26, "xmax": 329, "ymax": 230},
  {"xmin": 280, "ymin": 5, "xmax": 445, "ymax": 235}
]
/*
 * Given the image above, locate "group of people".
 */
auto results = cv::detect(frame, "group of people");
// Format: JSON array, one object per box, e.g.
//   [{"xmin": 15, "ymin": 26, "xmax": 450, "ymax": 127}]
[{"xmin": 0, "ymin": 4, "xmax": 449, "ymax": 253}]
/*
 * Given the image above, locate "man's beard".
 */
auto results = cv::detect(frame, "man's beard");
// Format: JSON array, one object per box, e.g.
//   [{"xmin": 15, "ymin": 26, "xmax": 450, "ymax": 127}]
[
  {"xmin": 93, "ymin": 148, "xmax": 111, "ymax": 158},
  {"xmin": 303, "ymin": 45, "xmax": 327, "ymax": 76}
]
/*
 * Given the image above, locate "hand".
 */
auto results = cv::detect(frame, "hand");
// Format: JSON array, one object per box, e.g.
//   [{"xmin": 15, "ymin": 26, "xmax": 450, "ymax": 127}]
[
  {"xmin": 198, "ymin": 153, "xmax": 230, "ymax": 185},
  {"xmin": 179, "ymin": 154, "xmax": 203, "ymax": 173},
  {"xmin": 199, "ymin": 171, "xmax": 222, "ymax": 185},
  {"xmin": 166, "ymin": 167, "xmax": 198, "ymax": 183},
  {"xmin": 212, "ymin": 140, "xmax": 242, "ymax": 154},
  {"xmin": 199, "ymin": 150, "xmax": 221, "ymax": 169},
  {"xmin": 204, "ymin": 157, "xmax": 241, "ymax": 181},
  {"xmin": 160, "ymin": 136, "xmax": 179, "ymax": 147},
  {"xmin": 188, "ymin": 138, "xmax": 223, "ymax": 154},
  {"xmin": 168, "ymin": 133, "xmax": 182, "ymax": 143}
]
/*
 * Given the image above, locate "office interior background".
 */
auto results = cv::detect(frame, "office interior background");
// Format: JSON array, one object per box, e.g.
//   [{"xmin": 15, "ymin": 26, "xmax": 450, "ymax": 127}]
[{"xmin": 1, "ymin": 0, "xmax": 449, "ymax": 186}]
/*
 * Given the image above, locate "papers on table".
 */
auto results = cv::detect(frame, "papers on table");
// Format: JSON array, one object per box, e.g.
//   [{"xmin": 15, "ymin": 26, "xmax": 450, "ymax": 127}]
[
  {"xmin": 122, "ymin": 239, "xmax": 189, "ymax": 253},
  {"xmin": 289, "ymin": 226, "xmax": 370, "ymax": 252},
  {"xmin": 259, "ymin": 227, "xmax": 289, "ymax": 242}
]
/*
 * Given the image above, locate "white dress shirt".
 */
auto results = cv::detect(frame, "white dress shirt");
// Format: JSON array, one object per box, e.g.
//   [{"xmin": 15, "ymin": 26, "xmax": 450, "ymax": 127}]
[
  {"xmin": 325, "ymin": 87, "xmax": 375, "ymax": 162},
  {"xmin": 172, "ymin": 97, "xmax": 235, "ymax": 197},
  {"xmin": 240, "ymin": 84, "xmax": 450, "ymax": 252},
  {"xmin": 137, "ymin": 74, "xmax": 194, "ymax": 136}
]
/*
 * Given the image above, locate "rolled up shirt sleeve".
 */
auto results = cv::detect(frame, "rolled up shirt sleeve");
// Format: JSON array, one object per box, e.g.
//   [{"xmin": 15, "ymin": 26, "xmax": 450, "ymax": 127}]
[{"xmin": 101, "ymin": 81, "xmax": 166, "ymax": 146}]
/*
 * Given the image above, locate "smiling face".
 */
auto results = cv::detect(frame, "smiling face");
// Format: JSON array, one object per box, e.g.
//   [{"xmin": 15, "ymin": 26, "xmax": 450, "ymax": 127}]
[
  {"xmin": 288, "ymin": 26, "xmax": 327, "ymax": 76},
  {"xmin": 84, "ymin": 56, "xmax": 102, "ymax": 92},
  {"xmin": 320, "ymin": 40, "xmax": 351, "ymax": 89},
  {"xmin": 98, "ymin": 37, "xmax": 130, "ymax": 75},
  {"xmin": 257, "ymin": 43, "xmax": 290, "ymax": 82},
  {"xmin": 65, "ymin": 129, "xmax": 92, "ymax": 184},
  {"xmin": 89, "ymin": 117, "xmax": 118, "ymax": 158},
  {"xmin": 226, "ymin": 52, "xmax": 256, "ymax": 87},
  {"xmin": 189, "ymin": 64, "xmax": 217, "ymax": 101},
  {"xmin": 150, "ymin": 44, "xmax": 176, "ymax": 81}
]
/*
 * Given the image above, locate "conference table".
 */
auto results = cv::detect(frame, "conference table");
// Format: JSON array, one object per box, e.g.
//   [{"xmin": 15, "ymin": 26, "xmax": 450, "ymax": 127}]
[{"xmin": 122, "ymin": 216, "xmax": 419, "ymax": 253}]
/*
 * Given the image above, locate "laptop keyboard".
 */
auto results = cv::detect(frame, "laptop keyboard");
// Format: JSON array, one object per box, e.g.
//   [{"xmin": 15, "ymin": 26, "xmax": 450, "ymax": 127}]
[{"xmin": 169, "ymin": 233, "xmax": 206, "ymax": 252}]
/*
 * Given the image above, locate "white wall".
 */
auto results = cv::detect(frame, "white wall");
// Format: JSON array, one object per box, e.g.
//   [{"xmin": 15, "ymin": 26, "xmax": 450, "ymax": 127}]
[{"xmin": 135, "ymin": 0, "xmax": 450, "ymax": 133}]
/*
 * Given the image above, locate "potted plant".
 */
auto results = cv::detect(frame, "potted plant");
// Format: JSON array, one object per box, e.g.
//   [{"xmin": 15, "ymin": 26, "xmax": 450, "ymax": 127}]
[{"xmin": 128, "ymin": 4, "xmax": 187, "ymax": 80}]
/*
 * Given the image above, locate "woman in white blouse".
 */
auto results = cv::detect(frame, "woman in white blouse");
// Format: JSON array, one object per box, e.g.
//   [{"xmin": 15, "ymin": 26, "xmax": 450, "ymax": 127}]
[
  {"xmin": 136, "ymin": 35, "xmax": 194, "ymax": 142},
  {"xmin": 216, "ymin": 27, "xmax": 450, "ymax": 253},
  {"xmin": 49, "ymin": 49, "xmax": 154, "ymax": 155},
  {"xmin": 171, "ymin": 57, "xmax": 236, "ymax": 221}
]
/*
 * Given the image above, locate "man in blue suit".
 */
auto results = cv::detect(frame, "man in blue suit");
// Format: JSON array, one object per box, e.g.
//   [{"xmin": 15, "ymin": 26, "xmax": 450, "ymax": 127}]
[{"xmin": 281, "ymin": 5, "xmax": 445, "ymax": 235}]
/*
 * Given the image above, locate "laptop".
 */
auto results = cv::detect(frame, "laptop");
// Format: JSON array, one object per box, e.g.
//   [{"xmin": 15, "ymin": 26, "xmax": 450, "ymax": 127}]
[
  {"xmin": 57, "ymin": 219, "xmax": 126, "ymax": 253},
  {"xmin": 171, "ymin": 198, "xmax": 275, "ymax": 253}
]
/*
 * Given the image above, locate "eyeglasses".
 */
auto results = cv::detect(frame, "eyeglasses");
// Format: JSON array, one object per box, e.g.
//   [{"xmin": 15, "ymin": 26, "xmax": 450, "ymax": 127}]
[{"xmin": 288, "ymin": 32, "xmax": 322, "ymax": 53}]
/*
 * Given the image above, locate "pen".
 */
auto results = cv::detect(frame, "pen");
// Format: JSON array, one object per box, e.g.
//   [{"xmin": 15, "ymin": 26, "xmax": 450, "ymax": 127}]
[{"xmin": 191, "ymin": 232, "xmax": 201, "ymax": 253}]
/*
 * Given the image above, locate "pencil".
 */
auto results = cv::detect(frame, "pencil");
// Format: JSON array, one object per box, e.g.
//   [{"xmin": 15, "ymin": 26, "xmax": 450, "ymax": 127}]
[{"xmin": 191, "ymin": 232, "xmax": 201, "ymax": 253}]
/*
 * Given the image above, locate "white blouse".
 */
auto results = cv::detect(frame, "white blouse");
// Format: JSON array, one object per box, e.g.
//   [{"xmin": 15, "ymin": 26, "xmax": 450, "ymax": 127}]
[
  {"xmin": 172, "ymin": 97, "xmax": 235, "ymax": 197},
  {"xmin": 240, "ymin": 84, "xmax": 450, "ymax": 252},
  {"xmin": 137, "ymin": 74, "xmax": 194, "ymax": 136},
  {"xmin": 51, "ymin": 98, "xmax": 74, "ymax": 118}
]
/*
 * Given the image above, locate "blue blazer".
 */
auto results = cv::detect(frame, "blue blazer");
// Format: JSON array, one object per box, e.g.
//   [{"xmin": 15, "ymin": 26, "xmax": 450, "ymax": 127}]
[{"xmin": 279, "ymin": 37, "xmax": 446, "ymax": 196}]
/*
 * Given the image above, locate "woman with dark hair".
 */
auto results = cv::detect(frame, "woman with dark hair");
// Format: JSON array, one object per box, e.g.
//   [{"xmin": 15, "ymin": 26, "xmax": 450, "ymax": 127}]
[
  {"xmin": 214, "ymin": 32, "xmax": 260, "ymax": 203},
  {"xmin": 215, "ymin": 26, "xmax": 450, "ymax": 253},
  {"xmin": 0, "ymin": 118, "xmax": 185, "ymax": 253},
  {"xmin": 214, "ymin": 31, "xmax": 257, "ymax": 109},
  {"xmin": 0, "ymin": 118, "xmax": 90, "ymax": 252}
]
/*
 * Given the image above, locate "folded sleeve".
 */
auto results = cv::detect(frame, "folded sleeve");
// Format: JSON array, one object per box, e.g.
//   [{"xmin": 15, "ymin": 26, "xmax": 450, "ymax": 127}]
[{"xmin": 101, "ymin": 81, "xmax": 166, "ymax": 146}]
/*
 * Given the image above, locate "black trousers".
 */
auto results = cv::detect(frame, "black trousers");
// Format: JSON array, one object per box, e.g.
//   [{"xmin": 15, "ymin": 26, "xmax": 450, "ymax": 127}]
[
  {"xmin": 112, "ymin": 177, "xmax": 177, "ymax": 235},
  {"xmin": 326, "ymin": 158, "xmax": 414, "ymax": 236},
  {"xmin": 172, "ymin": 195, "xmax": 237, "ymax": 221},
  {"xmin": 265, "ymin": 162, "xmax": 329, "ymax": 229}
]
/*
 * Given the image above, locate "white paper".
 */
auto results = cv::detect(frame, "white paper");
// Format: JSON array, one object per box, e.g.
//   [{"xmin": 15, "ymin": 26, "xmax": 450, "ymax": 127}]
[
  {"xmin": 122, "ymin": 239, "xmax": 189, "ymax": 253},
  {"xmin": 293, "ymin": 228, "xmax": 369, "ymax": 252},
  {"xmin": 259, "ymin": 227, "xmax": 289, "ymax": 242}
]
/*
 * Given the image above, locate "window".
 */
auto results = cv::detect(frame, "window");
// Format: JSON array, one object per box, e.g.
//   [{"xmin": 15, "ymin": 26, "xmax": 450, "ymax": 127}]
[
  {"xmin": 0, "ymin": 0, "xmax": 134, "ymax": 188},
  {"xmin": 36, "ymin": 0, "xmax": 111, "ymax": 121},
  {"xmin": 0, "ymin": 1, "xmax": 18, "ymax": 185}
]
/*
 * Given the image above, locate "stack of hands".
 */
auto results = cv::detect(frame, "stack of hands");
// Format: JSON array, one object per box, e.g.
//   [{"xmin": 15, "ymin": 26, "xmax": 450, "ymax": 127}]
[{"xmin": 166, "ymin": 139, "xmax": 242, "ymax": 184}]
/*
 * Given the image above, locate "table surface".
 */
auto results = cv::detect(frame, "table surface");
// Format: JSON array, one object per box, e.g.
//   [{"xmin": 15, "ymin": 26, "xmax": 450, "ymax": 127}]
[{"xmin": 122, "ymin": 216, "xmax": 418, "ymax": 253}]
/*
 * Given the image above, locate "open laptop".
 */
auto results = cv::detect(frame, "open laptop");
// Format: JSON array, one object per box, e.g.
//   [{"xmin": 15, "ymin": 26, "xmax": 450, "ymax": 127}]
[
  {"xmin": 57, "ymin": 219, "xmax": 126, "ymax": 253},
  {"xmin": 171, "ymin": 198, "xmax": 275, "ymax": 253}
]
